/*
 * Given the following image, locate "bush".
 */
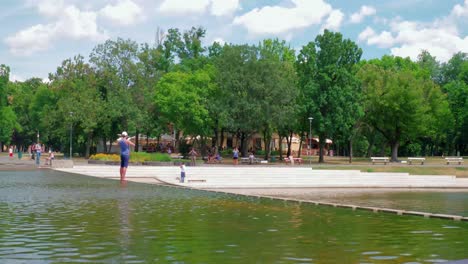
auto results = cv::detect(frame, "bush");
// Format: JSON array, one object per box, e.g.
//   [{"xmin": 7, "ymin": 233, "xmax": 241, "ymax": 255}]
[
  {"xmin": 89, "ymin": 152, "xmax": 172, "ymax": 162},
  {"xmin": 255, "ymin": 149, "xmax": 265, "ymax": 156},
  {"xmin": 89, "ymin": 153, "xmax": 120, "ymax": 161},
  {"xmin": 221, "ymin": 148, "xmax": 233, "ymax": 157}
]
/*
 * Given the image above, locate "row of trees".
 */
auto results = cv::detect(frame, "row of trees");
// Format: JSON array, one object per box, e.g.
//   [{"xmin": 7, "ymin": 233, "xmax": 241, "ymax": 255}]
[{"xmin": 1, "ymin": 27, "xmax": 467, "ymax": 162}]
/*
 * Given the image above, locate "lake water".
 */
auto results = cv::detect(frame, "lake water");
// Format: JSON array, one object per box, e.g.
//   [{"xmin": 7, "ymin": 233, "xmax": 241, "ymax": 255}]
[{"xmin": 1, "ymin": 170, "xmax": 468, "ymax": 263}]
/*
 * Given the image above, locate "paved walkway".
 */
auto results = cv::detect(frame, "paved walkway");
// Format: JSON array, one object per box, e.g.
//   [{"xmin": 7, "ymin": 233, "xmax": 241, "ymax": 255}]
[
  {"xmin": 54, "ymin": 165, "xmax": 468, "ymax": 188},
  {"xmin": 0, "ymin": 155, "xmax": 36, "ymax": 170}
]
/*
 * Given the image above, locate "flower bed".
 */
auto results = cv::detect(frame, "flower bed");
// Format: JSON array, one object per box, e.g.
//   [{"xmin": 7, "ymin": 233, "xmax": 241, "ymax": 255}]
[{"xmin": 89, "ymin": 152, "xmax": 172, "ymax": 163}]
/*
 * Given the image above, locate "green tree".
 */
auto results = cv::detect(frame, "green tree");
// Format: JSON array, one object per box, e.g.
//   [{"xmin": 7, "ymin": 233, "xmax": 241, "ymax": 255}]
[
  {"xmin": 296, "ymin": 30, "xmax": 363, "ymax": 163},
  {"xmin": 417, "ymin": 50, "xmax": 442, "ymax": 84},
  {"xmin": 8, "ymin": 78, "xmax": 43, "ymax": 148},
  {"xmin": 90, "ymin": 38, "xmax": 141, "ymax": 151},
  {"xmin": 0, "ymin": 65, "xmax": 19, "ymax": 148},
  {"xmin": 442, "ymin": 52, "xmax": 468, "ymax": 155},
  {"xmin": 257, "ymin": 39, "xmax": 298, "ymax": 160},
  {"xmin": 154, "ymin": 66, "xmax": 215, "ymax": 148},
  {"xmin": 358, "ymin": 59, "xmax": 451, "ymax": 161},
  {"xmin": 49, "ymin": 55, "xmax": 102, "ymax": 157}
]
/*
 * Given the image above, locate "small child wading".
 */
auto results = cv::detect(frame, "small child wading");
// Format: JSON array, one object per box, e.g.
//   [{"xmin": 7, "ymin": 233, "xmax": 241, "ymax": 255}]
[{"xmin": 180, "ymin": 164, "xmax": 186, "ymax": 183}]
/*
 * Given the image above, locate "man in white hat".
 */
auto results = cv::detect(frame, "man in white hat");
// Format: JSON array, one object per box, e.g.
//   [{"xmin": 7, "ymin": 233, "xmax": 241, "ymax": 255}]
[{"xmin": 118, "ymin": 131, "xmax": 135, "ymax": 182}]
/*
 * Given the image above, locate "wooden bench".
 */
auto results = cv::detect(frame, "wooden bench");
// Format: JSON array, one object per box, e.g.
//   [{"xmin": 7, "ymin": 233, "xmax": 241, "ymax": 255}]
[
  {"xmin": 188, "ymin": 179, "xmax": 206, "ymax": 183},
  {"xmin": 445, "ymin": 157, "xmax": 464, "ymax": 165},
  {"xmin": 408, "ymin": 157, "xmax": 425, "ymax": 165},
  {"xmin": 293, "ymin": 158, "xmax": 303, "ymax": 164},
  {"xmin": 240, "ymin": 157, "xmax": 250, "ymax": 164},
  {"xmin": 370, "ymin": 157, "xmax": 389, "ymax": 165},
  {"xmin": 241, "ymin": 157, "xmax": 262, "ymax": 164}
]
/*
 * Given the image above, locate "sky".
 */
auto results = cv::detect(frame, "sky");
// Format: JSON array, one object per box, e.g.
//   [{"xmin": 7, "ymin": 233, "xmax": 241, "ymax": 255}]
[{"xmin": 1, "ymin": 0, "xmax": 468, "ymax": 82}]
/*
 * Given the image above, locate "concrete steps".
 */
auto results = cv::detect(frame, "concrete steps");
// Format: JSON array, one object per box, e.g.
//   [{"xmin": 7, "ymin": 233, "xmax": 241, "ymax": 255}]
[{"xmin": 54, "ymin": 165, "xmax": 468, "ymax": 188}]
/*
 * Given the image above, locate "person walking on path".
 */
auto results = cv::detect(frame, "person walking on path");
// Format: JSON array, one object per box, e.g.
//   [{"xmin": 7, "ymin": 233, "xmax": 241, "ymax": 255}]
[
  {"xmin": 233, "ymin": 147, "xmax": 239, "ymax": 165},
  {"xmin": 189, "ymin": 147, "xmax": 198, "ymax": 166},
  {"xmin": 35, "ymin": 142, "xmax": 42, "ymax": 165},
  {"xmin": 8, "ymin": 146, "xmax": 13, "ymax": 158},
  {"xmin": 118, "ymin": 131, "xmax": 135, "ymax": 182}
]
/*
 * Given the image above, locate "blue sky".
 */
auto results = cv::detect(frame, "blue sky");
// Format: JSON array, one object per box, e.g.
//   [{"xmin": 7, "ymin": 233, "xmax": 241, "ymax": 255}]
[{"xmin": 1, "ymin": 0, "xmax": 467, "ymax": 81}]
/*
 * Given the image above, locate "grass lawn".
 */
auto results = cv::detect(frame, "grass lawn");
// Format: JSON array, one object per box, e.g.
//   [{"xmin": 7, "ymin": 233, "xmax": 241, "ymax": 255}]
[{"xmin": 304, "ymin": 156, "xmax": 468, "ymax": 177}]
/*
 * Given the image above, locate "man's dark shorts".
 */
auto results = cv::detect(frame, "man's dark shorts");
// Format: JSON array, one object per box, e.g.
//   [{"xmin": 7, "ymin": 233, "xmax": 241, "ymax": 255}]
[{"xmin": 121, "ymin": 155, "xmax": 129, "ymax": 168}]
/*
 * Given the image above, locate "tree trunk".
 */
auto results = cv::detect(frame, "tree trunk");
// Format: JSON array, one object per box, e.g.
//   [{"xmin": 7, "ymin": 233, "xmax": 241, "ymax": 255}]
[
  {"xmin": 348, "ymin": 139, "xmax": 353, "ymax": 164},
  {"xmin": 391, "ymin": 141, "xmax": 399, "ymax": 162},
  {"xmin": 286, "ymin": 131, "xmax": 293, "ymax": 157},
  {"xmin": 85, "ymin": 132, "xmax": 92, "ymax": 158},
  {"xmin": 318, "ymin": 135, "xmax": 325, "ymax": 163},
  {"xmin": 279, "ymin": 136, "xmax": 284, "ymax": 160},
  {"xmin": 135, "ymin": 130, "xmax": 139, "ymax": 152},
  {"xmin": 298, "ymin": 131, "xmax": 305, "ymax": 158},
  {"xmin": 240, "ymin": 132, "xmax": 248, "ymax": 157},
  {"xmin": 366, "ymin": 137, "xmax": 374, "ymax": 158},
  {"xmin": 262, "ymin": 129, "xmax": 272, "ymax": 161},
  {"xmin": 220, "ymin": 128, "xmax": 225, "ymax": 149},
  {"xmin": 146, "ymin": 131, "xmax": 149, "ymax": 152}
]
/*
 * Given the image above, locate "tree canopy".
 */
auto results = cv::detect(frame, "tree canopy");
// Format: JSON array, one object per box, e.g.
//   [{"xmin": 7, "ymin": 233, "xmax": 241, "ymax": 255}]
[{"xmin": 2, "ymin": 27, "xmax": 466, "ymax": 162}]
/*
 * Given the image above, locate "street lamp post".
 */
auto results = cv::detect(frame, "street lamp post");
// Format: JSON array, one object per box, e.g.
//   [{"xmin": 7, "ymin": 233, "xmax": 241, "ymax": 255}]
[
  {"xmin": 69, "ymin": 112, "xmax": 73, "ymax": 159},
  {"xmin": 308, "ymin": 117, "xmax": 313, "ymax": 165}
]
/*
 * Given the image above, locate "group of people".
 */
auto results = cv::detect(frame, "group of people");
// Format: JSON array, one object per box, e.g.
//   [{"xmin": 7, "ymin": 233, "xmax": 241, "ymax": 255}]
[
  {"xmin": 116, "ymin": 132, "xmax": 251, "ymax": 183},
  {"xmin": 28, "ymin": 142, "xmax": 55, "ymax": 165}
]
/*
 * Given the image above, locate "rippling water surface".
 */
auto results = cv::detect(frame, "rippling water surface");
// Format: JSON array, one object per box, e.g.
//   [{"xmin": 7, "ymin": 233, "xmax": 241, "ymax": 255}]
[{"xmin": 1, "ymin": 170, "xmax": 468, "ymax": 263}]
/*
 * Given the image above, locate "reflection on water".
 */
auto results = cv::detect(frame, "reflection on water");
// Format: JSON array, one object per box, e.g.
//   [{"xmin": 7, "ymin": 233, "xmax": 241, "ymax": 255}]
[{"xmin": 1, "ymin": 170, "xmax": 468, "ymax": 263}]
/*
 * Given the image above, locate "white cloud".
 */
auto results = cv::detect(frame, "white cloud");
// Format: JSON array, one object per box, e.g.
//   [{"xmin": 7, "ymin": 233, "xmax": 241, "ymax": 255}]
[
  {"xmin": 34, "ymin": 0, "xmax": 65, "ymax": 17},
  {"xmin": 213, "ymin": 37, "xmax": 226, "ymax": 45},
  {"xmin": 367, "ymin": 31, "xmax": 396, "ymax": 48},
  {"xmin": 451, "ymin": 0, "xmax": 468, "ymax": 17},
  {"xmin": 158, "ymin": 0, "xmax": 240, "ymax": 16},
  {"xmin": 9, "ymin": 73, "xmax": 25, "ymax": 82},
  {"xmin": 211, "ymin": 0, "xmax": 240, "ymax": 16},
  {"xmin": 4, "ymin": 2, "xmax": 107, "ymax": 56},
  {"xmin": 100, "ymin": 0, "xmax": 144, "ymax": 26},
  {"xmin": 233, "ymin": 0, "xmax": 333, "ymax": 35},
  {"xmin": 358, "ymin": 2, "xmax": 468, "ymax": 62},
  {"xmin": 357, "ymin": 26, "xmax": 375, "ymax": 42},
  {"xmin": 350, "ymin": 5, "xmax": 376, "ymax": 24},
  {"xmin": 321, "ymin": 9, "xmax": 344, "ymax": 32},
  {"xmin": 5, "ymin": 24, "xmax": 55, "ymax": 55},
  {"xmin": 158, "ymin": 0, "xmax": 211, "ymax": 15}
]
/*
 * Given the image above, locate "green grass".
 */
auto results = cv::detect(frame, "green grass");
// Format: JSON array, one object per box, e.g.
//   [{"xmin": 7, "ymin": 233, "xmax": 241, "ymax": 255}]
[{"xmin": 317, "ymin": 165, "xmax": 467, "ymax": 177}]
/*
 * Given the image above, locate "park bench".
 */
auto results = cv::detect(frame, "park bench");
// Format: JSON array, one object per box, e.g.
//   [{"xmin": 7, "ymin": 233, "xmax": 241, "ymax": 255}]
[
  {"xmin": 241, "ymin": 157, "xmax": 262, "ymax": 164},
  {"xmin": 370, "ymin": 157, "xmax": 389, "ymax": 165},
  {"xmin": 407, "ymin": 157, "xmax": 426, "ymax": 165},
  {"xmin": 293, "ymin": 157, "xmax": 303, "ymax": 164},
  {"xmin": 445, "ymin": 157, "xmax": 464, "ymax": 165},
  {"xmin": 240, "ymin": 157, "xmax": 250, "ymax": 164},
  {"xmin": 284, "ymin": 157, "xmax": 302, "ymax": 165},
  {"xmin": 188, "ymin": 179, "xmax": 206, "ymax": 183}
]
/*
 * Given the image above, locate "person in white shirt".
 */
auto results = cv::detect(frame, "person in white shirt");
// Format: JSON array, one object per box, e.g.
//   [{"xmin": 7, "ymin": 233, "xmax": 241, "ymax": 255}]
[
  {"xmin": 180, "ymin": 164, "xmax": 186, "ymax": 183},
  {"xmin": 35, "ymin": 142, "xmax": 42, "ymax": 165}
]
